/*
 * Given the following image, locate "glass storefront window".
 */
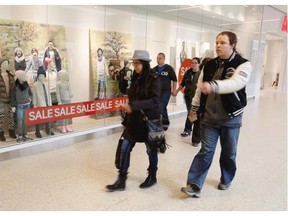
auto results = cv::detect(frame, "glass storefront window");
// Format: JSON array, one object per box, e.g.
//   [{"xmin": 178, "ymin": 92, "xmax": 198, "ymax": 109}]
[{"xmin": 1, "ymin": 5, "xmax": 278, "ymax": 150}]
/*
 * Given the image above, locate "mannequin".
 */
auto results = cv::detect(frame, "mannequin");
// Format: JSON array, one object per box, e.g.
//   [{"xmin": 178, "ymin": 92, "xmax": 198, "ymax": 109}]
[
  {"xmin": 45, "ymin": 58, "xmax": 58, "ymax": 105},
  {"xmin": 56, "ymin": 70, "xmax": 73, "ymax": 133},
  {"xmin": 32, "ymin": 66, "xmax": 54, "ymax": 138},
  {"xmin": 25, "ymin": 48, "xmax": 43, "ymax": 86},
  {"xmin": 11, "ymin": 70, "xmax": 33, "ymax": 142},
  {"xmin": 14, "ymin": 47, "xmax": 26, "ymax": 71},
  {"xmin": 0, "ymin": 58, "xmax": 17, "ymax": 141}
]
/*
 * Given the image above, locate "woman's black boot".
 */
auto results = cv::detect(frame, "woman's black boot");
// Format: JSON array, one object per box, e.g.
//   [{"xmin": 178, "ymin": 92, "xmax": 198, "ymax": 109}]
[
  {"xmin": 139, "ymin": 168, "xmax": 157, "ymax": 188},
  {"xmin": 106, "ymin": 172, "xmax": 127, "ymax": 192}
]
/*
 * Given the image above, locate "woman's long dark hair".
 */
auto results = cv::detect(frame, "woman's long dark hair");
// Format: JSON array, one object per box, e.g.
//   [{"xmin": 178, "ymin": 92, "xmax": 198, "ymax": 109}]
[{"xmin": 128, "ymin": 60, "xmax": 151, "ymax": 101}]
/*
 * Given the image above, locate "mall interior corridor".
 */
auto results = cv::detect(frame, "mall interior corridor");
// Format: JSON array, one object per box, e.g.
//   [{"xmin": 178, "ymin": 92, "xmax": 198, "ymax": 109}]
[{"xmin": 0, "ymin": 90, "xmax": 286, "ymax": 211}]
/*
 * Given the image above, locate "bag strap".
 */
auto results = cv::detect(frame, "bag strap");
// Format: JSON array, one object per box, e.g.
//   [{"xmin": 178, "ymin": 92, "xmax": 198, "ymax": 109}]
[{"xmin": 140, "ymin": 109, "xmax": 148, "ymax": 121}]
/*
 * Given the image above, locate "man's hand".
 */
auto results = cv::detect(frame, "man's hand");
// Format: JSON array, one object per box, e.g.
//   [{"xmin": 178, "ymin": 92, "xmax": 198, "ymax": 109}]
[{"xmin": 198, "ymin": 82, "xmax": 212, "ymax": 94}]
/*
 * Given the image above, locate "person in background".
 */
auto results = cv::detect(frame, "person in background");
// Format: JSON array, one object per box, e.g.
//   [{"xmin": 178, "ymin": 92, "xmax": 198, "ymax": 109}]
[
  {"xmin": 153, "ymin": 53, "xmax": 177, "ymax": 131},
  {"xmin": 14, "ymin": 47, "xmax": 26, "ymax": 71},
  {"xmin": 95, "ymin": 48, "xmax": 109, "ymax": 100},
  {"xmin": 181, "ymin": 31, "xmax": 252, "ymax": 198},
  {"xmin": 106, "ymin": 50, "xmax": 161, "ymax": 192},
  {"xmin": 25, "ymin": 48, "xmax": 43, "ymax": 85},
  {"xmin": 43, "ymin": 41, "xmax": 62, "ymax": 72},
  {"xmin": 174, "ymin": 57, "xmax": 201, "ymax": 147},
  {"xmin": 200, "ymin": 57, "xmax": 213, "ymax": 71},
  {"xmin": 118, "ymin": 59, "xmax": 132, "ymax": 96}
]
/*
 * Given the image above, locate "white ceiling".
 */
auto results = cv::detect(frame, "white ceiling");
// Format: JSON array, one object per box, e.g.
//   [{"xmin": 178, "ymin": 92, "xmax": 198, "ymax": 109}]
[
  {"xmin": 270, "ymin": 5, "xmax": 287, "ymax": 13},
  {"xmin": 83, "ymin": 5, "xmax": 287, "ymax": 41}
]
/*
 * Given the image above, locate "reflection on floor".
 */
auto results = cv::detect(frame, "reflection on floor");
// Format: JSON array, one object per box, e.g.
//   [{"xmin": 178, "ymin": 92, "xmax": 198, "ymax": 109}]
[{"xmin": 0, "ymin": 90, "xmax": 286, "ymax": 210}]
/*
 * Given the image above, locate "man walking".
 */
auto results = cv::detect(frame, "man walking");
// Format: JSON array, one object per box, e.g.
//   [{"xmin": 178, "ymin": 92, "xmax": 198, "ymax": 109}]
[{"xmin": 153, "ymin": 53, "xmax": 177, "ymax": 130}]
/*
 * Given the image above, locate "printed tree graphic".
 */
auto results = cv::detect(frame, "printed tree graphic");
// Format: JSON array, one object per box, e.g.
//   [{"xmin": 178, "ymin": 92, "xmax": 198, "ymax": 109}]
[
  {"xmin": 13, "ymin": 21, "xmax": 38, "ymax": 47},
  {"xmin": 104, "ymin": 31, "xmax": 128, "ymax": 60}
]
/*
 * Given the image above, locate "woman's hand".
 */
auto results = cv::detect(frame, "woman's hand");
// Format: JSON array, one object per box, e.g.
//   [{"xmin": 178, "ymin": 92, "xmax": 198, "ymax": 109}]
[{"xmin": 122, "ymin": 104, "xmax": 132, "ymax": 113}]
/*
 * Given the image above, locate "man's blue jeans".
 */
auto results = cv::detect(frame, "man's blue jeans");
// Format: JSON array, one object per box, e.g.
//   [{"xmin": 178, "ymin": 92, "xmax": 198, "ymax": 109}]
[
  {"xmin": 187, "ymin": 123, "xmax": 240, "ymax": 189},
  {"xmin": 160, "ymin": 91, "xmax": 171, "ymax": 129},
  {"xmin": 119, "ymin": 139, "xmax": 158, "ymax": 174}
]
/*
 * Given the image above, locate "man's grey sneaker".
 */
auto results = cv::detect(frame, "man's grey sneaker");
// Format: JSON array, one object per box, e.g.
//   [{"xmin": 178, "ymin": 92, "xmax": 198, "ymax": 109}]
[
  {"xmin": 218, "ymin": 182, "xmax": 231, "ymax": 190},
  {"xmin": 181, "ymin": 131, "xmax": 191, "ymax": 137},
  {"xmin": 192, "ymin": 142, "xmax": 199, "ymax": 147},
  {"xmin": 180, "ymin": 185, "xmax": 201, "ymax": 198}
]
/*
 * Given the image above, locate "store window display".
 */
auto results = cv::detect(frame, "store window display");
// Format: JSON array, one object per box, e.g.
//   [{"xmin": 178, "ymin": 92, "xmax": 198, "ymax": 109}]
[
  {"xmin": 25, "ymin": 48, "xmax": 43, "ymax": 86},
  {"xmin": 0, "ymin": 58, "xmax": 17, "ymax": 141},
  {"xmin": 56, "ymin": 70, "xmax": 73, "ymax": 133},
  {"xmin": 32, "ymin": 66, "xmax": 54, "ymax": 138},
  {"xmin": 11, "ymin": 70, "xmax": 33, "ymax": 142},
  {"xmin": 14, "ymin": 47, "xmax": 26, "ymax": 71},
  {"xmin": 43, "ymin": 41, "xmax": 62, "ymax": 72}
]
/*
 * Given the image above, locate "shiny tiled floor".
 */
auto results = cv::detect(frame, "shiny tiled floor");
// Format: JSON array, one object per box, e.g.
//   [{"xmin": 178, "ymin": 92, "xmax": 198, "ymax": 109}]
[{"xmin": 0, "ymin": 90, "xmax": 286, "ymax": 211}]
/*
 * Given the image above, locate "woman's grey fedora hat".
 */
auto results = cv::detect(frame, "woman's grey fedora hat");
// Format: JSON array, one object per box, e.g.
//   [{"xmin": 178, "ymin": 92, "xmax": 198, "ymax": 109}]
[{"xmin": 131, "ymin": 50, "xmax": 151, "ymax": 62}]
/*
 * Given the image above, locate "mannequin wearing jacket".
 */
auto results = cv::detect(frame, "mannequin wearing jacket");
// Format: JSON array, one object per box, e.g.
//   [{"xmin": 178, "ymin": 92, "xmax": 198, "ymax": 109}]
[
  {"xmin": 45, "ymin": 58, "xmax": 58, "ymax": 105},
  {"xmin": 0, "ymin": 58, "xmax": 17, "ymax": 141},
  {"xmin": 11, "ymin": 70, "xmax": 33, "ymax": 142},
  {"xmin": 56, "ymin": 70, "xmax": 73, "ymax": 133},
  {"xmin": 32, "ymin": 66, "xmax": 54, "ymax": 138}
]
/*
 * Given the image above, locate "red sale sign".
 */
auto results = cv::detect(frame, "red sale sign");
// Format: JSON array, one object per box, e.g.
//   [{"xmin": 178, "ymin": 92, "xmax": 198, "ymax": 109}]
[
  {"xmin": 178, "ymin": 58, "xmax": 192, "ymax": 93},
  {"xmin": 26, "ymin": 97, "xmax": 128, "ymax": 125},
  {"xmin": 282, "ymin": 15, "xmax": 287, "ymax": 32}
]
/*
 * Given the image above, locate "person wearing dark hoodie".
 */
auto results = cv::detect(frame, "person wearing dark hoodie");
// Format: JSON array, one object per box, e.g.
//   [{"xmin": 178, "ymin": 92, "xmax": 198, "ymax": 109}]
[
  {"xmin": 11, "ymin": 70, "xmax": 33, "ymax": 142},
  {"xmin": 106, "ymin": 50, "xmax": 161, "ymax": 192}
]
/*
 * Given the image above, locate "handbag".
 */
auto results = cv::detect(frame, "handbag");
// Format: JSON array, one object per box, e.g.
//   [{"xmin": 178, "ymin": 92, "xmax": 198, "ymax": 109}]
[
  {"xmin": 141, "ymin": 110, "xmax": 169, "ymax": 153},
  {"xmin": 115, "ymin": 136, "xmax": 123, "ymax": 169}
]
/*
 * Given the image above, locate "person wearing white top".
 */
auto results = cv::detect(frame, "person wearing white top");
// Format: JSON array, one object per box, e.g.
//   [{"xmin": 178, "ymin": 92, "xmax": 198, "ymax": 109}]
[
  {"xmin": 95, "ymin": 48, "xmax": 109, "ymax": 99},
  {"xmin": 32, "ymin": 66, "xmax": 54, "ymax": 138}
]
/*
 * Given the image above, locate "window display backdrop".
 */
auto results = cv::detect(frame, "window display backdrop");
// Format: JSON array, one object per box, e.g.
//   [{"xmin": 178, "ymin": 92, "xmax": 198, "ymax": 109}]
[{"xmin": 0, "ymin": 5, "xmax": 265, "ymax": 149}]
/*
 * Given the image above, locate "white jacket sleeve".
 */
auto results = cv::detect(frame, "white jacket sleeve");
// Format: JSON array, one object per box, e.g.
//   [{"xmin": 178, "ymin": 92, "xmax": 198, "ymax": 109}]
[
  {"xmin": 191, "ymin": 69, "xmax": 204, "ymax": 109},
  {"xmin": 210, "ymin": 61, "xmax": 252, "ymax": 94}
]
